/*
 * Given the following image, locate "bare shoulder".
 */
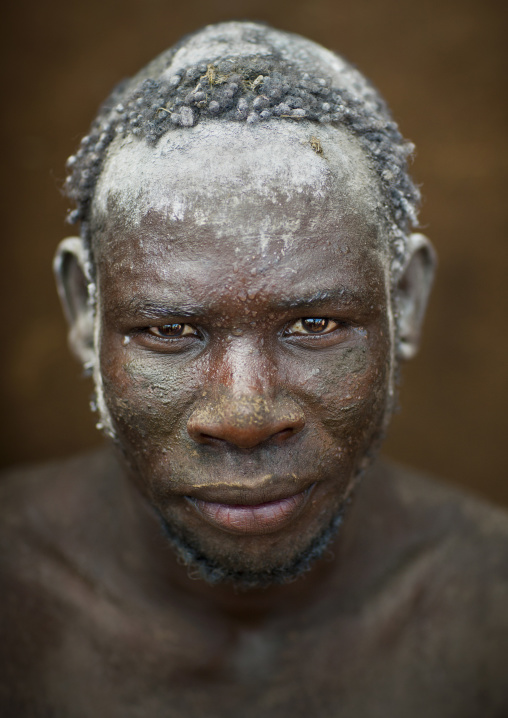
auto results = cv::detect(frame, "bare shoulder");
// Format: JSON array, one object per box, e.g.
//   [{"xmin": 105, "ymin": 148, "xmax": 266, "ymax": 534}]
[
  {"xmin": 0, "ymin": 447, "xmax": 120, "ymax": 713},
  {"xmin": 0, "ymin": 446, "xmax": 120, "ymax": 564},
  {"xmin": 377, "ymin": 459, "xmax": 508, "ymax": 606},
  {"xmin": 0, "ymin": 444, "xmax": 124, "ymax": 603},
  {"xmin": 373, "ymin": 460, "xmax": 508, "ymax": 707},
  {"xmin": 383, "ymin": 458, "xmax": 508, "ymax": 559},
  {"xmin": 329, "ymin": 460, "xmax": 508, "ymax": 715},
  {"xmin": 352, "ymin": 461, "xmax": 508, "ymax": 623},
  {"xmin": 0, "ymin": 442, "xmax": 118, "ymax": 571}
]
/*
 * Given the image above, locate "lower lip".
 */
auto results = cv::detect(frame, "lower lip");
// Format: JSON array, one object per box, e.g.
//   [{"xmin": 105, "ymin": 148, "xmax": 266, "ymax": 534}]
[{"xmin": 188, "ymin": 488, "xmax": 313, "ymax": 535}]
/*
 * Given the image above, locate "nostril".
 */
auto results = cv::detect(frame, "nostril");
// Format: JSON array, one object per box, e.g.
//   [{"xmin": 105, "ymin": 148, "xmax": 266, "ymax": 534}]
[
  {"xmin": 190, "ymin": 423, "xmax": 302, "ymax": 449},
  {"xmin": 199, "ymin": 433, "xmax": 227, "ymax": 446},
  {"xmin": 272, "ymin": 428, "xmax": 296, "ymax": 443}
]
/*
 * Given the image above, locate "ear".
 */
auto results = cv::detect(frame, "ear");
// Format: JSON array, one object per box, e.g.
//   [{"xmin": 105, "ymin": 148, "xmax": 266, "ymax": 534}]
[
  {"xmin": 53, "ymin": 237, "xmax": 96, "ymax": 368},
  {"xmin": 395, "ymin": 233, "xmax": 436, "ymax": 361}
]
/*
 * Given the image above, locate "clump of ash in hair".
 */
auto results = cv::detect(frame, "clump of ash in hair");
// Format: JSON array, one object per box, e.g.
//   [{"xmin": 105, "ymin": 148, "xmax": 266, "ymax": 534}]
[{"xmin": 64, "ymin": 21, "xmax": 420, "ymax": 275}]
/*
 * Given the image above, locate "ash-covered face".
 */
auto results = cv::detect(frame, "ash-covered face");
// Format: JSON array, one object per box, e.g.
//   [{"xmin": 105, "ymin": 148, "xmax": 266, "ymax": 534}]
[{"xmin": 82, "ymin": 122, "xmax": 398, "ymax": 586}]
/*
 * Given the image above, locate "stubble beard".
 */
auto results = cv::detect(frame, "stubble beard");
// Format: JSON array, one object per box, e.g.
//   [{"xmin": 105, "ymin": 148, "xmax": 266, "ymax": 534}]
[{"xmin": 157, "ymin": 504, "xmax": 348, "ymax": 590}]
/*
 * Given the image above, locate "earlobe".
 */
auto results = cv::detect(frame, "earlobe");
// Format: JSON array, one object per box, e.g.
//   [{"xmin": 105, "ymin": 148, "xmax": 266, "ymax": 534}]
[
  {"xmin": 395, "ymin": 233, "xmax": 437, "ymax": 361},
  {"xmin": 53, "ymin": 237, "xmax": 96, "ymax": 368}
]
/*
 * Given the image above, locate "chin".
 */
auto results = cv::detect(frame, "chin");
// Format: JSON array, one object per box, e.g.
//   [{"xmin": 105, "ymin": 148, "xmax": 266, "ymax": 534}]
[{"xmin": 158, "ymin": 506, "xmax": 348, "ymax": 590}]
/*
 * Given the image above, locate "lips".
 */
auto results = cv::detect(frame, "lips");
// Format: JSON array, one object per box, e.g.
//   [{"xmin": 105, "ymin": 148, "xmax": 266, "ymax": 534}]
[{"xmin": 186, "ymin": 485, "xmax": 314, "ymax": 535}]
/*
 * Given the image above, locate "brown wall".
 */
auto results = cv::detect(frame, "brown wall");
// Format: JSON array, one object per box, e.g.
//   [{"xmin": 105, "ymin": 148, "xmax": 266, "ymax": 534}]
[{"xmin": 1, "ymin": 0, "xmax": 507, "ymax": 505}]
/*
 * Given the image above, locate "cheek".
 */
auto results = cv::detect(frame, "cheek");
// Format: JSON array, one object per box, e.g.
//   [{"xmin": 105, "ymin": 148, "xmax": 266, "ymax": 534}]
[
  {"xmin": 296, "ymin": 329, "xmax": 392, "ymax": 443},
  {"xmin": 99, "ymin": 342, "xmax": 198, "ymax": 451}
]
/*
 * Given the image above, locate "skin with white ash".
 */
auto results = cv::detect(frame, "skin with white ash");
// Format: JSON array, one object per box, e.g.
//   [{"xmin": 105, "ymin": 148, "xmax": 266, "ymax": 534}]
[{"xmin": 1, "ymin": 21, "xmax": 507, "ymax": 718}]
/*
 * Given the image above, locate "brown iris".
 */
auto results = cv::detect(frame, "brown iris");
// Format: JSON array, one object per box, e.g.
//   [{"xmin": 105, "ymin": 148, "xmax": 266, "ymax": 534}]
[
  {"xmin": 301, "ymin": 318, "xmax": 330, "ymax": 333},
  {"xmin": 149, "ymin": 323, "xmax": 195, "ymax": 337}
]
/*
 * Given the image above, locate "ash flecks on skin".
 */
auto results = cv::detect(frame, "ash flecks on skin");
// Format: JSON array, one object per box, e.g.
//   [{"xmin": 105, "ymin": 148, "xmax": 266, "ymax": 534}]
[
  {"xmin": 91, "ymin": 121, "xmax": 385, "ymax": 256},
  {"xmin": 92, "ymin": 305, "xmax": 117, "ymax": 440}
]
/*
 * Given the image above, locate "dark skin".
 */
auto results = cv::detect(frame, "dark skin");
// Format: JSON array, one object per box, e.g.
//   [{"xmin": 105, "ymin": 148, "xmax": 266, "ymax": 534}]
[{"xmin": 1, "ymin": 123, "xmax": 507, "ymax": 717}]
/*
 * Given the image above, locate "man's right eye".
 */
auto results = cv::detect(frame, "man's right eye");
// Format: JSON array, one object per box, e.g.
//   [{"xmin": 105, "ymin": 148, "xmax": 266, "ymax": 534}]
[{"xmin": 147, "ymin": 323, "xmax": 198, "ymax": 338}]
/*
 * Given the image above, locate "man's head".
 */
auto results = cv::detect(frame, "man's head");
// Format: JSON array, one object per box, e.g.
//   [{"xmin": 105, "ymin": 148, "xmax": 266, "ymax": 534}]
[{"xmin": 54, "ymin": 22, "xmax": 435, "ymax": 588}]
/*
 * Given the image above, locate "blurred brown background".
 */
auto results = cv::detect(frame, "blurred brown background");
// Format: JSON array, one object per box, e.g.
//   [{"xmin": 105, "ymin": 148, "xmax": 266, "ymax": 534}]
[{"xmin": 1, "ymin": 0, "xmax": 507, "ymax": 505}]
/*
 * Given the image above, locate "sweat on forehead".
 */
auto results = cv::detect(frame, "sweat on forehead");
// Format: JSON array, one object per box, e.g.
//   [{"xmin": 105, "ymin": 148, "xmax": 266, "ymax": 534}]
[{"xmin": 91, "ymin": 121, "xmax": 385, "ymax": 238}]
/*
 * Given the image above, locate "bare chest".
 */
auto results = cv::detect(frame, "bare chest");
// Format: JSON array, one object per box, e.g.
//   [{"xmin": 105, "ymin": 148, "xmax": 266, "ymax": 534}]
[{"xmin": 13, "ymin": 587, "xmax": 496, "ymax": 718}]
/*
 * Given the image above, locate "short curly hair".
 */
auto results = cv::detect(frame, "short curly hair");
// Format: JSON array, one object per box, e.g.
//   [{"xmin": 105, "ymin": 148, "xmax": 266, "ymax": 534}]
[{"xmin": 65, "ymin": 21, "xmax": 420, "ymax": 275}]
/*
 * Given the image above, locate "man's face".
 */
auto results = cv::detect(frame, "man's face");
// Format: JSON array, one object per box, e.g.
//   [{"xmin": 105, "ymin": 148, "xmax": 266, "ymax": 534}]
[{"xmin": 91, "ymin": 122, "xmax": 394, "ymax": 584}]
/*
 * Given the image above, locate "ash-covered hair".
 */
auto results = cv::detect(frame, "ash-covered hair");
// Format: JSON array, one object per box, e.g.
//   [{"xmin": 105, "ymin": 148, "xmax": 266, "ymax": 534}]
[{"xmin": 65, "ymin": 21, "xmax": 420, "ymax": 275}]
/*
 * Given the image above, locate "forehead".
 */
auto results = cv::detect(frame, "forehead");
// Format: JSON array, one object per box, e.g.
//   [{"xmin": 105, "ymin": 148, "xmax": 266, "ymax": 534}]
[
  {"xmin": 91, "ymin": 122, "xmax": 391, "ymax": 318},
  {"xmin": 91, "ymin": 121, "xmax": 385, "ymax": 242}
]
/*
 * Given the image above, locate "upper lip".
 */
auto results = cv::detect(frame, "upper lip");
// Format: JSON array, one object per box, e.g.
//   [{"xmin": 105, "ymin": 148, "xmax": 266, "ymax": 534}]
[{"xmin": 182, "ymin": 477, "xmax": 314, "ymax": 507}]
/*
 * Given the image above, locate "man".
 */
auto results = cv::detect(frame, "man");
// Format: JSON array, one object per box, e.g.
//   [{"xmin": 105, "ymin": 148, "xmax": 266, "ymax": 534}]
[{"xmin": 1, "ymin": 21, "xmax": 507, "ymax": 717}]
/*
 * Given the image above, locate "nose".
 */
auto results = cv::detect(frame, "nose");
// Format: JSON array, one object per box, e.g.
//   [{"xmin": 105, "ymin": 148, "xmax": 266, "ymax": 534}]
[{"xmin": 187, "ymin": 393, "xmax": 305, "ymax": 450}]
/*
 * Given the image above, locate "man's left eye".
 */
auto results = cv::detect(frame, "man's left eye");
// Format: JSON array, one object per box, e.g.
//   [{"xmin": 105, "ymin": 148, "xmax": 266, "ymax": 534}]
[
  {"xmin": 285, "ymin": 318, "xmax": 339, "ymax": 335},
  {"xmin": 147, "ymin": 323, "xmax": 198, "ymax": 338}
]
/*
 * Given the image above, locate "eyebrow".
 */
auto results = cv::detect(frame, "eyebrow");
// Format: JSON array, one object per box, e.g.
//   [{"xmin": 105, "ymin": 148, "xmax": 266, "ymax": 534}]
[
  {"xmin": 273, "ymin": 288, "xmax": 369, "ymax": 310},
  {"xmin": 116, "ymin": 287, "xmax": 371, "ymax": 321},
  {"xmin": 118, "ymin": 298, "xmax": 203, "ymax": 320}
]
